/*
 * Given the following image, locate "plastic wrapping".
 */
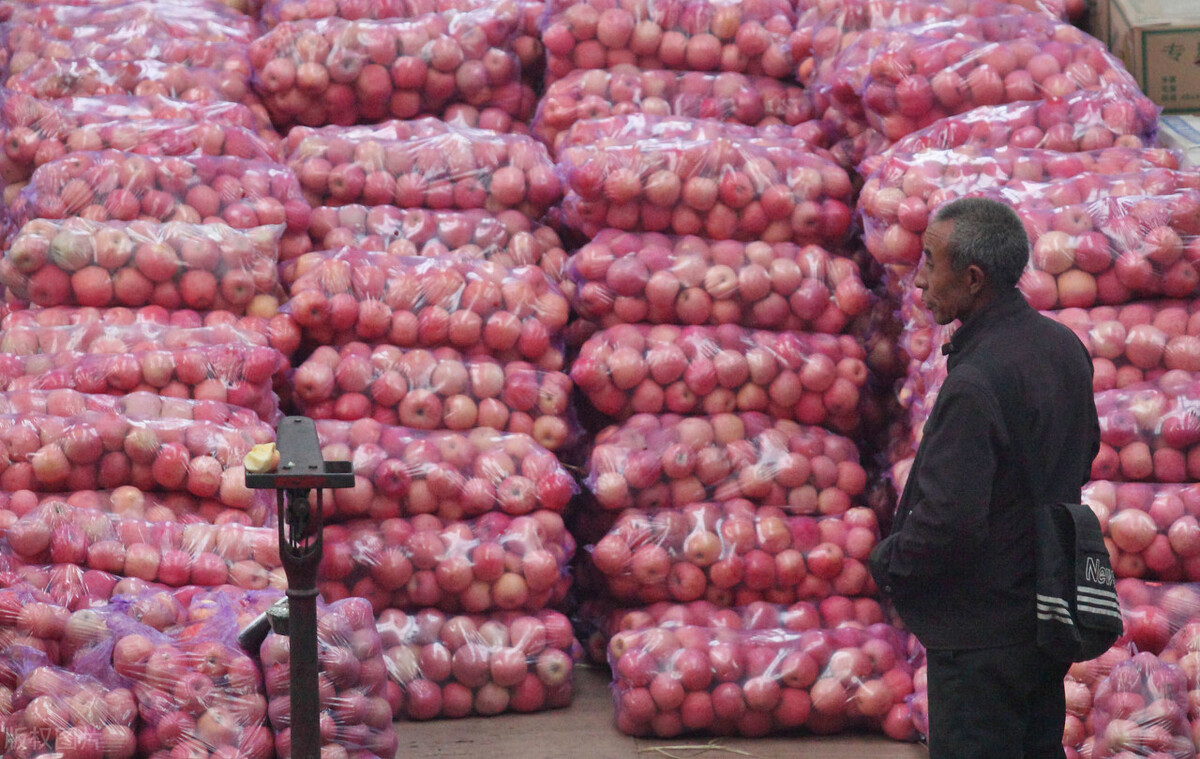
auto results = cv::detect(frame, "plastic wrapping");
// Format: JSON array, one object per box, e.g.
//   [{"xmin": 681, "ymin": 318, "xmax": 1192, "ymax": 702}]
[
  {"xmin": 1091, "ymin": 374, "xmax": 1200, "ymax": 483},
  {"xmin": 0, "ymin": 100, "xmax": 280, "ymax": 199},
  {"xmin": 258, "ymin": 0, "xmax": 544, "ymax": 80},
  {"xmin": 792, "ymin": 0, "xmax": 1062, "ymax": 85},
  {"xmin": 815, "ymin": 16, "xmax": 1138, "ymax": 143},
  {"xmin": 573, "ymin": 325, "xmax": 869, "ymax": 432},
  {"xmin": 556, "ymin": 125, "xmax": 855, "ymax": 244},
  {"xmin": 283, "ymin": 119, "xmax": 560, "ymax": 219},
  {"xmin": 2, "ymin": 305, "xmax": 302, "ymax": 365},
  {"xmin": 1087, "ymin": 652, "xmax": 1195, "ymax": 758},
  {"xmin": 539, "ymin": 0, "xmax": 797, "ymax": 83},
  {"xmin": 4, "ymin": 58, "xmax": 267, "ymax": 124},
  {"xmin": 0, "ymin": 342, "xmax": 284, "ymax": 421},
  {"xmin": 6, "ymin": 152, "xmax": 310, "ymax": 240},
  {"xmin": 0, "ymin": 0, "xmax": 258, "ymax": 44},
  {"xmin": 0, "ymin": 406, "xmax": 273, "ymax": 503},
  {"xmin": 1048, "ymin": 300, "xmax": 1200, "ymax": 392},
  {"xmin": 589, "ymin": 501, "xmax": 879, "ymax": 605},
  {"xmin": 303, "ymin": 207, "xmax": 567, "ymax": 282},
  {"xmin": 566, "ymin": 230, "xmax": 870, "ymax": 333},
  {"xmin": 105, "ymin": 614, "xmax": 273, "ymax": 759},
  {"xmin": 555, "ymin": 113, "xmax": 842, "ymax": 165},
  {"xmin": 317, "ymin": 510, "xmax": 575, "ymax": 614},
  {"xmin": 377, "ymin": 607, "xmax": 576, "ymax": 720},
  {"xmin": 0, "ymin": 30, "xmax": 252, "ymax": 87},
  {"xmin": 0, "ymin": 562, "xmax": 129, "ymax": 613},
  {"xmin": 0, "ymin": 585, "xmax": 70, "ymax": 664},
  {"xmin": 0, "ymin": 219, "xmax": 283, "ymax": 312},
  {"xmin": 2, "ymin": 663, "xmax": 139, "ymax": 759},
  {"xmin": 866, "ymin": 89, "xmax": 1161, "ymax": 174},
  {"xmin": 585, "ymin": 412, "xmax": 867, "ymax": 512},
  {"xmin": 281, "ymin": 251, "xmax": 569, "ymax": 369},
  {"xmin": 0, "ymin": 317, "xmax": 276, "ymax": 357},
  {"xmin": 581, "ymin": 596, "xmax": 887, "ymax": 664},
  {"xmin": 248, "ymin": 13, "xmax": 525, "ymax": 128},
  {"xmin": 0, "ymin": 485, "xmax": 273, "ymax": 527},
  {"xmin": 1083, "ymin": 482, "xmax": 1200, "ymax": 582},
  {"xmin": 607, "ymin": 620, "xmax": 914, "ymax": 738},
  {"xmin": 260, "ymin": 597, "xmax": 398, "ymax": 758},
  {"xmin": 0, "ymin": 92, "xmax": 276, "ymax": 156},
  {"xmin": 294, "ymin": 344, "xmax": 579, "ymax": 451},
  {"xmin": 532, "ymin": 68, "xmax": 831, "ymax": 154},
  {"xmin": 312, "ymin": 420, "xmax": 576, "ymax": 521},
  {"xmin": 859, "ymin": 145, "xmax": 1182, "ymax": 266}
]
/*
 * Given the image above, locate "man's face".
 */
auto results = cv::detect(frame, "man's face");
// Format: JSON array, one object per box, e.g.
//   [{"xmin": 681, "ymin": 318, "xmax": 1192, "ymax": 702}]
[{"xmin": 914, "ymin": 220, "xmax": 973, "ymax": 325}]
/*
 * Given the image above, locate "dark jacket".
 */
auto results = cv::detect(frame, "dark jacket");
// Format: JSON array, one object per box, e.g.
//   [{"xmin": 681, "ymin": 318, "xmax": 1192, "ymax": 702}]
[{"xmin": 869, "ymin": 289, "xmax": 1100, "ymax": 650}]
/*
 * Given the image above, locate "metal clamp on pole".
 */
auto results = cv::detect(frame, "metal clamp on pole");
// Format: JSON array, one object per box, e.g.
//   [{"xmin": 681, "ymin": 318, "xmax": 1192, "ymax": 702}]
[{"xmin": 241, "ymin": 416, "xmax": 353, "ymax": 759}]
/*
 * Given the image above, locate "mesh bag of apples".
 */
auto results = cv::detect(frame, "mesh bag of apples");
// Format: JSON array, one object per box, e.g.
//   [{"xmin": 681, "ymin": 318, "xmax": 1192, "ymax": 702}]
[
  {"xmin": 606, "ymin": 617, "xmax": 919, "ymax": 738},
  {"xmin": 538, "ymin": 0, "xmax": 798, "ymax": 84},
  {"xmin": 377, "ymin": 607, "xmax": 577, "ymax": 720},
  {"xmin": 260, "ymin": 597, "xmax": 399, "ymax": 758}
]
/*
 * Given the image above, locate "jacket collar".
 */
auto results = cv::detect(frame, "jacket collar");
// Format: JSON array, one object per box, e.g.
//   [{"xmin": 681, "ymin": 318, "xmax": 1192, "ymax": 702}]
[{"xmin": 941, "ymin": 288, "xmax": 1030, "ymax": 361}]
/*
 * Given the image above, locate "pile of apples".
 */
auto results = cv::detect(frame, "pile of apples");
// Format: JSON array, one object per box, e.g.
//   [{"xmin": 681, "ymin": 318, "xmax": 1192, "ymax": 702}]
[
  {"xmin": 283, "ymin": 120, "xmax": 561, "ymax": 219},
  {"xmin": 1049, "ymin": 300, "xmax": 1200, "ymax": 392},
  {"xmin": 0, "ymin": 219, "xmax": 284, "ymax": 312},
  {"xmin": 257, "ymin": 0, "xmax": 545, "ymax": 81},
  {"xmin": 859, "ymin": 144, "xmax": 1181, "ymax": 266},
  {"xmin": 1, "ymin": 485, "xmax": 274, "ymax": 527},
  {"xmin": 377, "ymin": 607, "xmax": 576, "ymax": 719},
  {"xmin": 4, "ymin": 58, "xmax": 268, "ymax": 129},
  {"xmin": 590, "ymin": 500, "xmax": 879, "ymax": 604},
  {"xmin": 6, "ymin": 151, "xmax": 311, "ymax": 245},
  {"xmin": 861, "ymin": 88, "xmax": 1160, "ymax": 174},
  {"xmin": 282, "ymin": 251, "xmax": 569, "ymax": 367},
  {"xmin": 539, "ymin": 0, "xmax": 798, "ymax": 83},
  {"xmin": 1082, "ymin": 652, "xmax": 1195, "ymax": 758},
  {"xmin": 1, "ymin": 305, "xmax": 302, "ymax": 366},
  {"xmin": 0, "ymin": 402, "xmax": 274, "ymax": 497},
  {"xmin": 0, "ymin": 342, "xmax": 284, "ymax": 421},
  {"xmin": 791, "ymin": 0, "xmax": 1064, "ymax": 85},
  {"xmin": 261, "ymin": 597, "xmax": 398, "ymax": 758},
  {"xmin": 1, "ymin": 663, "xmax": 139, "ymax": 759},
  {"xmin": 6, "ymin": 503, "xmax": 283, "ymax": 590},
  {"xmin": 532, "ymin": 68, "xmax": 827, "ymax": 153},
  {"xmin": 0, "ymin": 98, "xmax": 280, "ymax": 200},
  {"xmin": 312, "ymin": 420, "xmax": 576, "ymax": 521},
  {"xmin": 318, "ymin": 511, "xmax": 575, "ymax": 615},
  {"xmin": 1083, "ymin": 481, "xmax": 1200, "ymax": 581},
  {"xmin": 607, "ymin": 619, "xmax": 917, "ymax": 738},
  {"xmin": 248, "ymin": 13, "xmax": 527, "ymax": 128},
  {"xmin": 585, "ymin": 412, "xmax": 867, "ymax": 512},
  {"xmin": 111, "ymin": 625, "xmax": 273, "ymax": 759},
  {"xmin": 572, "ymin": 325, "xmax": 868, "ymax": 430},
  {"xmin": 1091, "ymin": 373, "xmax": 1200, "ymax": 483},
  {"xmin": 303, "ymin": 206, "xmax": 567, "ymax": 281},
  {"xmin": 1114, "ymin": 579, "xmax": 1200, "ymax": 654},
  {"xmin": 564, "ymin": 230, "xmax": 870, "ymax": 333},
  {"xmin": 557, "ymin": 119, "xmax": 855, "ymax": 244},
  {"xmin": 293, "ymin": 343, "xmax": 578, "ymax": 451},
  {"xmin": 814, "ymin": 15, "xmax": 1137, "ymax": 142}
]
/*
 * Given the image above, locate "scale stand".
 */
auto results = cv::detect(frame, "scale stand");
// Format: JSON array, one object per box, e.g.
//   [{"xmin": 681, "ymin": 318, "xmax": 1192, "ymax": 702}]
[{"xmin": 237, "ymin": 416, "xmax": 353, "ymax": 759}]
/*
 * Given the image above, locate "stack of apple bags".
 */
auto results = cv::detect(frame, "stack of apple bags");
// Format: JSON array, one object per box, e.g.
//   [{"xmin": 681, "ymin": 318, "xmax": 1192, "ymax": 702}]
[
  {"xmin": 532, "ymin": 0, "xmax": 939, "ymax": 741},
  {"xmin": 0, "ymin": 2, "xmax": 585, "ymax": 759},
  {"xmin": 825, "ymin": 2, "xmax": 1200, "ymax": 756},
  {"xmin": 247, "ymin": 0, "xmax": 593, "ymax": 729}
]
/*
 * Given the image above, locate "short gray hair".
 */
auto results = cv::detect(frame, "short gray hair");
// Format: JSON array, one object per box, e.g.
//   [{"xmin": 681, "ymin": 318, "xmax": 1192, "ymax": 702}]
[{"xmin": 932, "ymin": 197, "xmax": 1029, "ymax": 290}]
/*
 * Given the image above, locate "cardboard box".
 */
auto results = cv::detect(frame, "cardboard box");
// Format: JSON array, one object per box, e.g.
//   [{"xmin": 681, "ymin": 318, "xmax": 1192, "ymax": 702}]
[
  {"xmin": 1157, "ymin": 113, "xmax": 1200, "ymax": 167},
  {"xmin": 1108, "ymin": 0, "xmax": 1200, "ymax": 112},
  {"xmin": 1086, "ymin": 0, "xmax": 1111, "ymax": 48}
]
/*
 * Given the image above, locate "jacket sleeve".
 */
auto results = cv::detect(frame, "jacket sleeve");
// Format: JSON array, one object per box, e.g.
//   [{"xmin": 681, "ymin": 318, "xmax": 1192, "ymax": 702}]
[{"xmin": 871, "ymin": 373, "xmax": 1004, "ymax": 588}]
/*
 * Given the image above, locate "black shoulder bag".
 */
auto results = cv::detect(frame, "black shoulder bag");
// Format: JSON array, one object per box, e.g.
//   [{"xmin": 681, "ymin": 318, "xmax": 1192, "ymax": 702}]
[{"xmin": 1023, "ymin": 447, "xmax": 1123, "ymax": 663}]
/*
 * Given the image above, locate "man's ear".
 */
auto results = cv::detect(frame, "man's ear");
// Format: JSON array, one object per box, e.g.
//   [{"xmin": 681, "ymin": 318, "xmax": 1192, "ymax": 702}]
[{"xmin": 965, "ymin": 264, "xmax": 987, "ymax": 295}]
